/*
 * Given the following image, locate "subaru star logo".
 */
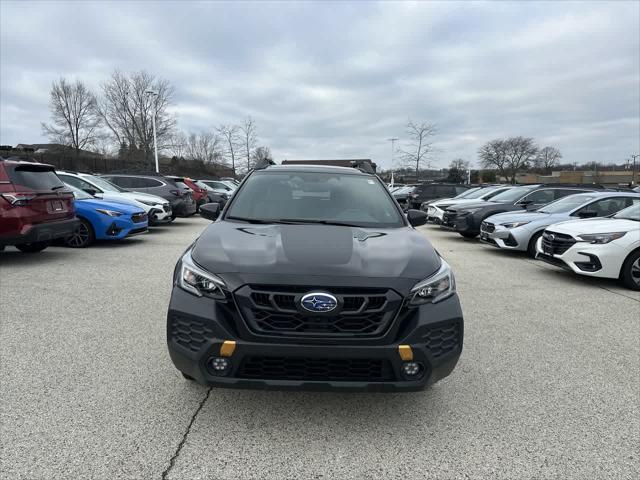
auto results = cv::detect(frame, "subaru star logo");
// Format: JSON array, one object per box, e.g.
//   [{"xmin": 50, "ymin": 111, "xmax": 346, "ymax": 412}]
[{"xmin": 300, "ymin": 292, "xmax": 338, "ymax": 313}]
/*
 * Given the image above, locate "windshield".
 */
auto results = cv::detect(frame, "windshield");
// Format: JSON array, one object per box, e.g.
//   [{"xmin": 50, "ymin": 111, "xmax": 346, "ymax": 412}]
[
  {"xmin": 454, "ymin": 187, "xmax": 481, "ymax": 198},
  {"xmin": 467, "ymin": 187, "xmax": 500, "ymax": 199},
  {"xmin": 82, "ymin": 174, "xmax": 125, "ymax": 192},
  {"xmin": 538, "ymin": 194, "xmax": 599, "ymax": 214},
  {"xmin": 65, "ymin": 183, "xmax": 93, "ymax": 200},
  {"xmin": 489, "ymin": 185, "xmax": 538, "ymax": 203},
  {"xmin": 226, "ymin": 171, "xmax": 405, "ymax": 228},
  {"xmin": 613, "ymin": 203, "xmax": 640, "ymax": 221}
]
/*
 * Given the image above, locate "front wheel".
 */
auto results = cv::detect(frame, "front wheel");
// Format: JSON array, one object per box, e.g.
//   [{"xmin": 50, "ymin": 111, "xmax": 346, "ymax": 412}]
[
  {"xmin": 64, "ymin": 218, "xmax": 95, "ymax": 248},
  {"xmin": 620, "ymin": 250, "xmax": 640, "ymax": 290},
  {"xmin": 15, "ymin": 241, "xmax": 49, "ymax": 253},
  {"xmin": 527, "ymin": 231, "xmax": 543, "ymax": 258},
  {"xmin": 460, "ymin": 232, "xmax": 477, "ymax": 239}
]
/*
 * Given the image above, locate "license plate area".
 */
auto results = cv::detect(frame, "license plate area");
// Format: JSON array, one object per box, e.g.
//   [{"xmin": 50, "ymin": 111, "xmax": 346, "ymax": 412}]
[{"xmin": 48, "ymin": 200, "xmax": 66, "ymax": 213}]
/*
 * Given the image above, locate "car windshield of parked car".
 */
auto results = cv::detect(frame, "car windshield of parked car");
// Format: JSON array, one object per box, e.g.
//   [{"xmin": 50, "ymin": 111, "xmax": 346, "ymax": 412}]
[
  {"xmin": 538, "ymin": 194, "xmax": 599, "ymax": 214},
  {"xmin": 613, "ymin": 203, "xmax": 640, "ymax": 221},
  {"xmin": 489, "ymin": 185, "xmax": 538, "ymax": 203},
  {"xmin": 467, "ymin": 187, "xmax": 502, "ymax": 199},
  {"xmin": 454, "ymin": 187, "xmax": 481, "ymax": 198},
  {"xmin": 83, "ymin": 174, "xmax": 127, "ymax": 193},
  {"xmin": 226, "ymin": 171, "xmax": 405, "ymax": 228},
  {"xmin": 65, "ymin": 183, "xmax": 93, "ymax": 200}
]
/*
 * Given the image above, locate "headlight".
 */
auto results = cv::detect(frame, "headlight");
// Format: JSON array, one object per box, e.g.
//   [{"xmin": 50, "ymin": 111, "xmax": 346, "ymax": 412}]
[
  {"xmin": 409, "ymin": 259, "xmax": 456, "ymax": 305},
  {"xmin": 501, "ymin": 221, "xmax": 530, "ymax": 229},
  {"xmin": 178, "ymin": 249, "xmax": 227, "ymax": 299},
  {"xmin": 95, "ymin": 208, "xmax": 122, "ymax": 217},
  {"xmin": 460, "ymin": 207, "xmax": 482, "ymax": 215},
  {"xmin": 576, "ymin": 232, "xmax": 626, "ymax": 244}
]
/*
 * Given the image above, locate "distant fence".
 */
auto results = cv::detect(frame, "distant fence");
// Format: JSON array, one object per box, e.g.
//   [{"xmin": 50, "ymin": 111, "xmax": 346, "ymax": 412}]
[{"xmin": 2, "ymin": 149, "xmax": 235, "ymax": 179}]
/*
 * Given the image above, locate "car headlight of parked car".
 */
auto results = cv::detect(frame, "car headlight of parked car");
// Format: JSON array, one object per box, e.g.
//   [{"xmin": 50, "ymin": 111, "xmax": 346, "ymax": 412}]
[
  {"xmin": 501, "ymin": 221, "xmax": 530, "ymax": 229},
  {"xmin": 409, "ymin": 259, "xmax": 456, "ymax": 305},
  {"xmin": 138, "ymin": 199, "xmax": 159, "ymax": 206},
  {"xmin": 576, "ymin": 232, "xmax": 626, "ymax": 244},
  {"xmin": 178, "ymin": 249, "xmax": 227, "ymax": 299},
  {"xmin": 95, "ymin": 208, "xmax": 123, "ymax": 217}
]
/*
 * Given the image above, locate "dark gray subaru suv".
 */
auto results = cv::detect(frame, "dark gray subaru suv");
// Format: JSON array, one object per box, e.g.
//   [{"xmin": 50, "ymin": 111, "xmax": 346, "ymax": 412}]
[{"xmin": 167, "ymin": 163, "xmax": 464, "ymax": 391}]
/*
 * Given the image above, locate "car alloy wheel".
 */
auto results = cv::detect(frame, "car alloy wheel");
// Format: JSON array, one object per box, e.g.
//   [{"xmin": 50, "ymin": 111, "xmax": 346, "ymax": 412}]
[
  {"xmin": 621, "ymin": 251, "xmax": 640, "ymax": 290},
  {"xmin": 65, "ymin": 220, "xmax": 93, "ymax": 248},
  {"xmin": 631, "ymin": 258, "xmax": 640, "ymax": 288}
]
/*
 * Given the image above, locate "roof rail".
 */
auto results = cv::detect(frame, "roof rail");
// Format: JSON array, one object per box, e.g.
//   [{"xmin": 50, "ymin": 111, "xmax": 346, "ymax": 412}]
[{"xmin": 254, "ymin": 158, "xmax": 276, "ymax": 170}]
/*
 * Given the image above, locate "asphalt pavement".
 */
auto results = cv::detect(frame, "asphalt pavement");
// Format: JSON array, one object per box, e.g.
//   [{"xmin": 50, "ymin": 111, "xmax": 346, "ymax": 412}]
[{"xmin": 1, "ymin": 217, "xmax": 638, "ymax": 479}]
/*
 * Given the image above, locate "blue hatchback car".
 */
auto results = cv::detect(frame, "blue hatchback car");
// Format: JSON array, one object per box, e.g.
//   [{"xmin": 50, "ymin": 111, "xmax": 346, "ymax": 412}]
[{"xmin": 63, "ymin": 185, "xmax": 148, "ymax": 248}]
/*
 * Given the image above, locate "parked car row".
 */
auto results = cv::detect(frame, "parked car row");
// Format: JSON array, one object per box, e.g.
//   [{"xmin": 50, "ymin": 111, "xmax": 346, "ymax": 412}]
[
  {"xmin": 0, "ymin": 157, "xmax": 237, "ymax": 252},
  {"xmin": 419, "ymin": 183, "xmax": 640, "ymax": 290}
]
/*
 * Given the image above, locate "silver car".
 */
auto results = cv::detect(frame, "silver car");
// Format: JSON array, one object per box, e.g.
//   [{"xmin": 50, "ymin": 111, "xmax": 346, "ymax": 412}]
[{"xmin": 480, "ymin": 191, "xmax": 640, "ymax": 256}]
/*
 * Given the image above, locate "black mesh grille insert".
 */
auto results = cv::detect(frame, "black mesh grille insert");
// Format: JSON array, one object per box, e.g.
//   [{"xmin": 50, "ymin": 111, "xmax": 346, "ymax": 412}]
[
  {"xmin": 169, "ymin": 314, "xmax": 213, "ymax": 352},
  {"xmin": 238, "ymin": 356, "xmax": 395, "ymax": 382},
  {"xmin": 541, "ymin": 231, "xmax": 576, "ymax": 255},
  {"xmin": 424, "ymin": 323, "xmax": 461, "ymax": 358}
]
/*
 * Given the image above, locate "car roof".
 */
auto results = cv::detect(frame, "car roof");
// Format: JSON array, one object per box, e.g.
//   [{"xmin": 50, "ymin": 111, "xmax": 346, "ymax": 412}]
[
  {"xmin": 256, "ymin": 164, "xmax": 369, "ymax": 175},
  {"xmin": 1, "ymin": 157, "xmax": 55, "ymax": 169}
]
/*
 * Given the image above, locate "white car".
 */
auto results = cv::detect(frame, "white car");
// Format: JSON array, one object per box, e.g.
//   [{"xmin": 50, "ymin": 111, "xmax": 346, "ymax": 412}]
[
  {"xmin": 424, "ymin": 186, "xmax": 514, "ymax": 223},
  {"xmin": 536, "ymin": 203, "xmax": 640, "ymax": 290},
  {"xmin": 56, "ymin": 171, "xmax": 173, "ymax": 225}
]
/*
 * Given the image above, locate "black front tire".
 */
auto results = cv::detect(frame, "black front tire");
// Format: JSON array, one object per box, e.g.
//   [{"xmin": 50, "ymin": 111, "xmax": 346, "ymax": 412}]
[
  {"xmin": 527, "ymin": 231, "xmax": 543, "ymax": 258},
  {"xmin": 460, "ymin": 232, "xmax": 478, "ymax": 239},
  {"xmin": 15, "ymin": 241, "xmax": 49, "ymax": 253},
  {"xmin": 620, "ymin": 250, "xmax": 640, "ymax": 291},
  {"xmin": 181, "ymin": 372, "xmax": 196, "ymax": 381},
  {"xmin": 64, "ymin": 218, "xmax": 95, "ymax": 248}
]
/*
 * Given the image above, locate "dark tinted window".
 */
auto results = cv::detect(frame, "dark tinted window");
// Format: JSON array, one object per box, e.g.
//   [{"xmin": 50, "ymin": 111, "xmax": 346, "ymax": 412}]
[
  {"xmin": 104, "ymin": 176, "xmax": 133, "ymax": 188},
  {"xmin": 6, "ymin": 166, "xmax": 65, "ymax": 190},
  {"xmin": 173, "ymin": 181, "xmax": 190, "ymax": 189},
  {"xmin": 520, "ymin": 189, "xmax": 555, "ymax": 204},
  {"xmin": 577, "ymin": 197, "xmax": 639, "ymax": 217},
  {"xmin": 227, "ymin": 171, "xmax": 404, "ymax": 228}
]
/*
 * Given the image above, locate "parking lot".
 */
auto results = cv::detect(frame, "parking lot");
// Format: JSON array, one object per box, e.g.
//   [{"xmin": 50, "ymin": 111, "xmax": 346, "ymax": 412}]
[{"xmin": 1, "ymin": 217, "xmax": 638, "ymax": 480}]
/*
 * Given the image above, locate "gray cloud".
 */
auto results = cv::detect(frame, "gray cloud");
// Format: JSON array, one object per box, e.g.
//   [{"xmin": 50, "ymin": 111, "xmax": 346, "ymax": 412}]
[{"xmin": 1, "ymin": 0, "xmax": 638, "ymax": 169}]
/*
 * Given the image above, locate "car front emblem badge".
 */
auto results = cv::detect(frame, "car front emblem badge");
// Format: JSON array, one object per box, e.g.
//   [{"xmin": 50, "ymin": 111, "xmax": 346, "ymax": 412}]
[{"xmin": 300, "ymin": 292, "xmax": 338, "ymax": 313}]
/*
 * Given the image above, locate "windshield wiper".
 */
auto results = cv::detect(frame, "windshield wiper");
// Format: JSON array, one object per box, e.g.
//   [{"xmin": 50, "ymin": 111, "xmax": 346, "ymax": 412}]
[
  {"xmin": 226, "ymin": 216, "xmax": 274, "ymax": 224},
  {"xmin": 51, "ymin": 185, "xmax": 67, "ymax": 190},
  {"xmin": 277, "ymin": 218, "xmax": 361, "ymax": 227}
]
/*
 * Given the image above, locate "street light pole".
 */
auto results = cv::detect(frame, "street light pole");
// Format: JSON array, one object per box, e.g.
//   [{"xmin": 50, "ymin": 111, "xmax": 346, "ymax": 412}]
[
  {"xmin": 631, "ymin": 154, "xmax": 639, "ymax": 186},
  {"xmin": 145, "ymin": 90, "xmax": 159, "ymax": 173}
]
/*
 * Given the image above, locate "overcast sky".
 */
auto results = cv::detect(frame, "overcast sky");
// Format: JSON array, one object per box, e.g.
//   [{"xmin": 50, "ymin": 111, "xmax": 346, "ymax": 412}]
[{"xmin": 1, "ymin": 0, "xmax": 638, "ymax": 169}]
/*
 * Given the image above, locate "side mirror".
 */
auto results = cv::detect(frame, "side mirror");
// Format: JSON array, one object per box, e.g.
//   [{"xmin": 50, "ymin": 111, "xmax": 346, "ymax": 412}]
[
  {"xmin": 578, "ymin": 210, "xmax": 598, "ymax": 219},
  {"xmin": 200, "ymin": 202, "xmax": 220, "ymax": 221},
  {"xmin": 83, "ymin": 188, "xmax": 98, "ymax": 196},
  {"xmin": 517, "ymin": 200, "xmax": 532, "ymax": 208},
  {"xmin": 407, "ymin": 209, "xmax": 428, "ymax": 227}
]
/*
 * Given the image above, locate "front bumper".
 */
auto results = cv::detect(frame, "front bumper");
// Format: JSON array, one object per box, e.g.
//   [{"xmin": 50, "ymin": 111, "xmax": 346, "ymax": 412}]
[
  {"xmin": 441, "ymin": 211, "xmax": 478, "ymax": 234},
  {"xmin": 0, "ymin": 217, "xmax": 80, "ymax": 246},
  {"xmin": 425, "ymin": 206, "xmax": 444, "ymax": 223},
  {"xmin": 149, "ymin": 206, "xmax": 172, "ymax": 225},
  {"xmin": 95, "ymin": 215, "xmax": 148, "ymax": 240},
  {"xmin": 479, "ymin": 222, "xmax": 527, "ymax": 251},
  {"xmin": 536, "ymin": 237, "xmax": 625, "ymax": 280},
  {"xmin": 167, "ymin": 287, "xmax": 463, "ymax": 392}
]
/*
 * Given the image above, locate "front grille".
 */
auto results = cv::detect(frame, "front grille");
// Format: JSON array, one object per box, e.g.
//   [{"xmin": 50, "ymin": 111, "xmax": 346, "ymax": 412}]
[
  {"xmin": 481, "ymin": 221, "xmax": 495, "ymax": 233},
  {"xmin": 541, "ymin": 231, "xmax": 576, "ymax": 255},
  {"xmin": 424, "ymin": 323, "xmax": 461, "ymax": 358},
  {"xmin": 238, "ymin": 356, "xmax": 395, "ymax": 382},
  {"xmin": 234, "ymin": 285, "xmax": 402, "ymax": 338},
  {"xmin": 131, "ymin": 212, "xmax": 148, "ymax": 223},
  {"xmin": 169, "ymin": 314, "xmax": 213, "ymax": 352},
  {"xmin": 442, "ymin": 210, "xmax": 457, "ymax": 227},
  {"xmin": 162, "ymin": 204, "xmax": 171, "ymax": 212}
]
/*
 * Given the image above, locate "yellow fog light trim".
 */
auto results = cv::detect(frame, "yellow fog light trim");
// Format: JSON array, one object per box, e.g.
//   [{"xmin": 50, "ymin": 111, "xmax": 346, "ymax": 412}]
[
  {"xmin": 398, "ymin": 344, "xmax": 413, "ymax": 361},
  {"xmin": 219, "ymin": 341, "xmax": 236, "ymax": 357}
]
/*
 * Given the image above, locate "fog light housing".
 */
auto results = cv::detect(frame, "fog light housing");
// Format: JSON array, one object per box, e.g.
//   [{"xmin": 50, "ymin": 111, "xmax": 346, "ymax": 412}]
[
  {"xmin": 207, "ymin": 357, "xmax": 231, "ymax": 376},
  {"xmin": 402, "ymin": 361, "xmax": 424, "ymax": 379}
]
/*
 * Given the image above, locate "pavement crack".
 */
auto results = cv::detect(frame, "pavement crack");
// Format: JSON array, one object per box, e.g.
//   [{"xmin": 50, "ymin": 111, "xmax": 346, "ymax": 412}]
[{"xmin": 161, "ymin": 386, "xmax": 212, "ymax": 480}]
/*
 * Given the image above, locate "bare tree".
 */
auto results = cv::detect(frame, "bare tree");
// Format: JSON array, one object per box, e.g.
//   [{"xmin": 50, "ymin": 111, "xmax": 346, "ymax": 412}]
[
  {"xmin": 503, "ymin": 136, "xmax": 538, "ymax": 183},
  {"xmin": 447, "ymin": 158, "xmax": 470, "ymax": 183},
  {"xmin": 98, "ymin": 70, "xmax": 177, "ymax": 164},
  {"xmin": 216, "ymin": 124, "xmax": 241, "ymax": 176},
  {"xmin": 240, "ymin": 116, "xmax": 257, "ymax": 172},
  {"xmin": 167, "ymin": 131, "xmax": 188, "ymax": 159},
  {"xmin": 251, "ymin": 146, "xmax": 273, "ymax": 165},
  {"xmin": 478, "ymin": 139, "xmax": 509, "ymax": 180},
  {"xmin": 398, "ymin": 120, "xmax": 436, "ymax": 180},
  {"xmin": 185, "ymin": 131, "xmax": 221, "ymax": 164},
  {"xmin": 534, "ymin": 146, "xmax": 562, "ymax": 173},
  {"xmin": 41, "ymin": 78, "xmax": 102, "ymax": 154}
]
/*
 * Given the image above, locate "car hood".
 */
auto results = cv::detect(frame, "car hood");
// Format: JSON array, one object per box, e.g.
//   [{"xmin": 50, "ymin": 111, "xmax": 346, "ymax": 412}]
[
  {"xmin": 448, "ymin": 200, "xmax": 499, "ymax": 211},
  {"xmin": 191, "ymin": 221, "xmax": 441, "ymax": 281},
  {"xmin": 76, "ymin": 198, "xmax": 143, "ymax": 214},
  {"xmin": 485, "ymin": 211, "xmax": 566, "ymax": 225},
  {"xmin": 123, "ymin": 191, "xmax": 168, "ymax": 204},
  {"xmin": 100, "ymin": 192, "xmax": 147, "ymax": 209},
  {"xmin": 434, "ymin": 198, "xmax": 487, "ymax": 208},
  {"xmin": 547, "ymin": 218, "xmax": 640, "ymax": 235}
]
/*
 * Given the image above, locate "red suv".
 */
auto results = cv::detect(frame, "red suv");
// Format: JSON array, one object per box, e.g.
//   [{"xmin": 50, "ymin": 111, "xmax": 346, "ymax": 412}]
[{"xmin": 0, "ymin": 158, "xmax": 79, "ymax": 253}]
